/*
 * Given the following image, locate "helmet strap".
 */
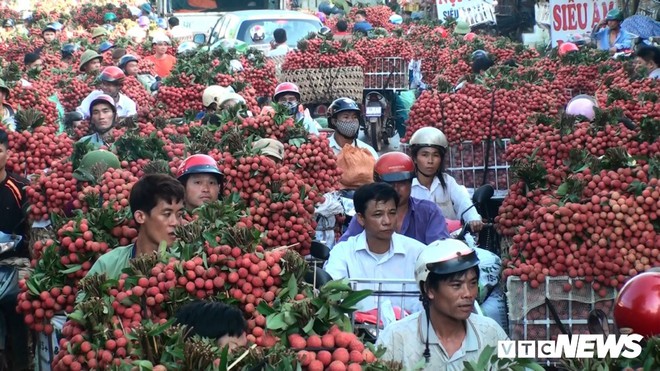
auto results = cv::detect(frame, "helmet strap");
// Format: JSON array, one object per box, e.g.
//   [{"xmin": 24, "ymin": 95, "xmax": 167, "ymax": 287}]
[{"xmin": 422, "ymin": 297, "xmax": 431, "ymax": 363}]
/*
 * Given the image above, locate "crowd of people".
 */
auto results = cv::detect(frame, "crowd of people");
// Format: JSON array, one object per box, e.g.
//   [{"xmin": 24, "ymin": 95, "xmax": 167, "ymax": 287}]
[{"xmin": 0, "ymin": 2, "xmax": 658, "ymax": 370}]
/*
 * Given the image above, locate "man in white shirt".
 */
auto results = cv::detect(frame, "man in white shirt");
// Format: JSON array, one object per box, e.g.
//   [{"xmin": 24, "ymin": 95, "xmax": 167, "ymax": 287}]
[
  {"xmin": 326, "ymin": 97, "xmax": 378, "ymax": 159},
  {"xmin": 266, "ymin": 28, "xmax": 291, "ymax": 57},
  {"xmin": 77, "ymin": 66, "xmax": 138, "ymax": 119},
  {"xmin": 376, "ymin": 239, "xmax": 508, "ymax": 370},
  {"xmin": 168, "ymin": 16, "xmax": 193, "ymax": 42},
  {"xmin": 324, "ymin": 182, "xmax": 427, "ymax": 313}
]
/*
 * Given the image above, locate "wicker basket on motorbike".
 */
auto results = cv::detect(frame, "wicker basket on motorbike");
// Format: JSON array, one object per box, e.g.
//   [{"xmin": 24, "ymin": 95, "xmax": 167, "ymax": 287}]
[
  {"xmin": 363, "ymin": 57, "xmax": 409, "ymax": 90},
  {"xmin": 506, "ymin": 276, "xmax": 617, "ymax": 341},
  {"xmin": 277, "ymin": 67, "xmax": 364, "ymax": 104}
]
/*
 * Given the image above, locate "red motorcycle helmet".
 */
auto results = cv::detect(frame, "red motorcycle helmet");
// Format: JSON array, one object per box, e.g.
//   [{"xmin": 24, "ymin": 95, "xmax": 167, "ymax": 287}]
[
  {"xmin": 463, "ymin": 32, "xmax": 477, "ymax": 42},
  {"xmin": 176, "ymin": 154, "xmax": 224, "ymax": 184},
  {"xmin": 99, "ymin": 66, "xmax": 126, "ymax": 84},
  {"xmin": 273, "ymin": 82, "xmax": 300, "ymax": 102},
  {"xmin": 558, "ymin": 42, "xmax": 579, "ymax": 57},
  {"xmin": 613, "ymin": 271, "xmax": 660, "ymax": 337},
  {"xmin": 375, "ymin": 152, "xmax": 416, "ymax": 183}
]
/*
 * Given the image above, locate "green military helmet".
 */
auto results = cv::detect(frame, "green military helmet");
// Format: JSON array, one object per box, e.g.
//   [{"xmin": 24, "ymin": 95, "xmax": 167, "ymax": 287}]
[
  {"xmin": 79, "ymin": 49, "xmax": 103, "ymax": 72},
  {"xmin": 104, "ymin": 12, "xmax": 117, "ymax": 23},
  {"xmin": 0, "ymin": 79, "xmax": 10, "ymax": 98},
  {"xmin": 454, "ymin": 21, "xmax": 470, "ymax": 35},
  {"xmin": 91, "ymin": 26, "xmax": 109, "ymax": 39},
  {"xmin": 73, "ymin": 150, "xmax": 121, "ymax": 182},
  {"xmin": 605, "ymin": 9, "xmax": 624, "ymax": 22}
]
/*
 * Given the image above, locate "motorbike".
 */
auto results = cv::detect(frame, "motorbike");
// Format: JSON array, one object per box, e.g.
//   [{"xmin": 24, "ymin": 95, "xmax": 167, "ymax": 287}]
[
  {"xmin": 0, "ymin": 232, "xmax": 24, "ymax": 371},
  {"xmin": 362, "ymin": 57, "xmax": 406, "ymax": 152},
  {"xmin": 455, "ymin": 184, "xmax": 509, "ymax": 333}
]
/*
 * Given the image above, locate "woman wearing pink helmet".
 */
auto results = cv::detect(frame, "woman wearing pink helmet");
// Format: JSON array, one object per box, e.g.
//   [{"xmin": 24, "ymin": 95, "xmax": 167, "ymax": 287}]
[{"xmin": 273, "ymin": 82, "xmax": 320, "ymax": 134}]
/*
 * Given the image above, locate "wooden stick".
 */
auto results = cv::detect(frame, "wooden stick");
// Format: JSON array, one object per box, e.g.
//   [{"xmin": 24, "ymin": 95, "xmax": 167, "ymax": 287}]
[{"xmin": 227, "ymin": 343, "xmax": 258, "ymax": 370}]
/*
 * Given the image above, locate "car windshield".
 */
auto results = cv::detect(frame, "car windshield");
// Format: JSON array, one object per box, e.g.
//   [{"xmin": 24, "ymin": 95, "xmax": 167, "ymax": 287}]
[
  {"xmin": 171, "ymin": 0, "xmax": 269, "ymax": 12},
  {"xmin": 237, "ymin": 19, "xmax": 320, "ymax": 47}
]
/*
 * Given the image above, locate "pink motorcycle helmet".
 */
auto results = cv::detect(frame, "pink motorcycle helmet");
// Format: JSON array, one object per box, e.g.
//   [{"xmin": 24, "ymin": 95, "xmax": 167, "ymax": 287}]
[
  {"xmin": 138, "ymin": 16, "xmax": 149, "ymax": 28},
  {"xmin": 566, "ymin": 94, "xmax": 598, "ymax": 121},
  {"xmin": 316, "ymin": 11, "xmax": 326, "ymax": 24}
]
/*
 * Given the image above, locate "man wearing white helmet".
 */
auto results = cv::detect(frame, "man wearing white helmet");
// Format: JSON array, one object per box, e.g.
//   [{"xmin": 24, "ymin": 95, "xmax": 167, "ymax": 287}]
[
  {"xmin": 376, "ymin": 239, "xmax": 507, "ymax": 369},
  {"xmin": 197, "ymin": 85, "xmax": 235, "ymax": 124},
  {"xmin": 145, "ymin": 34, "xmax": 177, "ymax": 78}
]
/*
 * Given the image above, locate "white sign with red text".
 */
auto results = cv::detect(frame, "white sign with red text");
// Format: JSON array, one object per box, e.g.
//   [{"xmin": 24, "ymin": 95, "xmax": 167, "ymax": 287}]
[
  {"xmin": 436, "ymin": 0, "xmax": 497, "ymax": 27},
  {"xmin": 549, "ymin": 0, "xmax": 615, "ymax": 46}
]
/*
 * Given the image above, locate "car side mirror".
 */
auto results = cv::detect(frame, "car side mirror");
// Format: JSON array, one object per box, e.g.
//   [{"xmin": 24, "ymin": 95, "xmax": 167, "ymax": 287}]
[{"xmin": 193, "ymin": 33, "xmax": 206, "ymax": 44}]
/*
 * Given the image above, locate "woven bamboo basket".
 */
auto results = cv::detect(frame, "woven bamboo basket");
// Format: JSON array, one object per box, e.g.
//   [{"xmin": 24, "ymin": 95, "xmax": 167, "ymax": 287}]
[{"xmin": 277, "ymin": 66, "xmax": 364, "ymax": 104}]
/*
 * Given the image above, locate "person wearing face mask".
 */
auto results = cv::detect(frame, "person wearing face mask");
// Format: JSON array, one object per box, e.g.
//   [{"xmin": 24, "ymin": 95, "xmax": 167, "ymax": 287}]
[
  {"xmin": 21, "ymin": 52, "xmax": 43, "ymax": 88},
  {"xmin": 77, "ymin": 66, "xmax": 138, "ymax": 120},
  {"xmin": 326, "ymin": 97, "xmax": 378, "ymax": 159},
  {"xmin": 272, "ymin": 82, "xmax": 320, "ymax": 135}
]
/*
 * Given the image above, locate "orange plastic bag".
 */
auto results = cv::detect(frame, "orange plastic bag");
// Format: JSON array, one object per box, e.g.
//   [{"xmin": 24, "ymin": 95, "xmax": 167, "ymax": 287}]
[{"xmin": 336, "ymin": 145, "xmax": 375, "ymax": 189}]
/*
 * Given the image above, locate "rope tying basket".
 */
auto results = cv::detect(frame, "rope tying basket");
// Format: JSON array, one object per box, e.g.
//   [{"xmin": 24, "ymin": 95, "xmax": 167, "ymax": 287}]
[{"xmin": 277, "ymin": 67, "xmax": 364, "ymax": 104}]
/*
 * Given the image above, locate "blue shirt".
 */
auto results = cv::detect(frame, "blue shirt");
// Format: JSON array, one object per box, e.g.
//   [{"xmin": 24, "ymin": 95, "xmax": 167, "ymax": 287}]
[
  {"xmin": 593, "ymin": 28, "xmax": 633, "ymax": 51},
  {"xmin": 339, "ymin": 197, "xmax": 450, "ymax": 245},
  {"xmin": 353, "ymin": 21, "xmax": 373, "ymax": 34}
]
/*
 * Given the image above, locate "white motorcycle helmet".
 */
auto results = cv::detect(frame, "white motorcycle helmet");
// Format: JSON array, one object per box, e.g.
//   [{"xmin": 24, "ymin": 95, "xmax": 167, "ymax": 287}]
[
  {"xmin": 202, "ymin": 85, "xmax": 235, "ymax": 108},
  {"xmin": 409, "ymin": 127, "xmax": 449, "ymax": 152},
  {"xmin": 250, "ymin": 25, "xmax": 265, "ymax": 42},
  {"xmin": 415, "ymin": 239, "xmax": 480, "ymax": 293}
]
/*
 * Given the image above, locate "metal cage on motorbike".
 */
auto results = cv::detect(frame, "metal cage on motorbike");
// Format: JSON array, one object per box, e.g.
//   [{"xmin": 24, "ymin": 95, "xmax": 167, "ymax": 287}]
[
  {"xmin": 347, "ymin": 278, "xmax": 486, "ymax": 340},
  {"xmin": 363, "ymin": 57, "xmax": 409, "ymax": 91}
]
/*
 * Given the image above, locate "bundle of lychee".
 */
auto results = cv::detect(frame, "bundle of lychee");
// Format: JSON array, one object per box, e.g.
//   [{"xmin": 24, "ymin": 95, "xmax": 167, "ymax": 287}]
[
  {"xmin": 16, "ymin": 236, "xmax": 78, "ymax": 335},
  {"xmin": 57, "ymin": 75, "xmax": 96, "ymax": 112},
  {"xmin": 238, "ymin": 55, "xmax": 277, "ymax": 98},
  {"xmin": 595, "ymin": 68, "xmax": 660, "ymax": 122},
  {"xmin": 282, "ymin": 38, "xmax": 367, "ymax": 70},
  {"xmin": 219, "ymin": 154, "xmax": 320, "ymax": 255},
  {"xmin": 7, "ymin": 84, "xmax": 59, "ymax": 128},
  {"xmin": 121, "ymin": 76, "xmax": 157, "ymax": 121},
  {"xmin": 26, "ymin": 159, "xmax": 77, "ymax": 221},
  {"xmin": 290, "ymin": 328, "xmax": 378, "ymax": 371},
  {"xmin": 73, "ymin": 167, "xmax": 139, "ymax": 213},
  {"xmin": 216, "ymin": 107, "xmax": 299, "ymax": 144},
  {"xmin": 156, "ymin": 72, "xmax": 204, "ymax": 118},
  {"xmin": 353, "ymin": 36, "xmax": 414, "ymax": 66},
  {"xmin": 348, "ymin": 5, "xmax": 395, "ymax": 30},
  {"xmin": 497, "ymin": 116, "xmax": 659, "ymax": 293},
  {"xmin": 6, "ymin": 124, "xmax": 73, "ymax": 176},
  {"xmin": 282, "ymin": 134, "xmax": 342, "ymax": 194}
]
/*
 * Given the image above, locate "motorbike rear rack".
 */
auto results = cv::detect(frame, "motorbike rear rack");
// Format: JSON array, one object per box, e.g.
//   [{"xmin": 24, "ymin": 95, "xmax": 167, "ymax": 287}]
[{"xmin": 363, "ymin": 57, "xmax": 409, "ymax": 91}]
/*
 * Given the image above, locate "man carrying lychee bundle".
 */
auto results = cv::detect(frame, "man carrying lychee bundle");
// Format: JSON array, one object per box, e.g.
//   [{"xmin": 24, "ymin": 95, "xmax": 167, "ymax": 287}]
[
  {"xmin": 324, "ymin": 182, "xmax": 427, "ymax": 315},
  {"xmin": 80, "ymin": 174, "xmax": 185, "ymax": 288}
]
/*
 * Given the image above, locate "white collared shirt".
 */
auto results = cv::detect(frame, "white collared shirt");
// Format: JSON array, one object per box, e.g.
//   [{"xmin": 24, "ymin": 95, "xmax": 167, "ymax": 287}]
[
  {"xmin": 266, "ymin": 44, "xmax": 291, "ymax": 57},
  {"xmin": 411, "ymin": 175, "xmax": 480, "ymax": 222},
  {"xmin": 376, "ymin": 311, "xmax": 508, "ymax": 370},
  {"xmin": 77, "ymin": 90, "xmax": 138, "ymax": 119},
  {"xmin": 323, "ymin": 231, "xmax": 426, "ymax": 312},
  {"xmin": 328, "ymin": 133, "xmax": 379, "ymax": 159}
]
